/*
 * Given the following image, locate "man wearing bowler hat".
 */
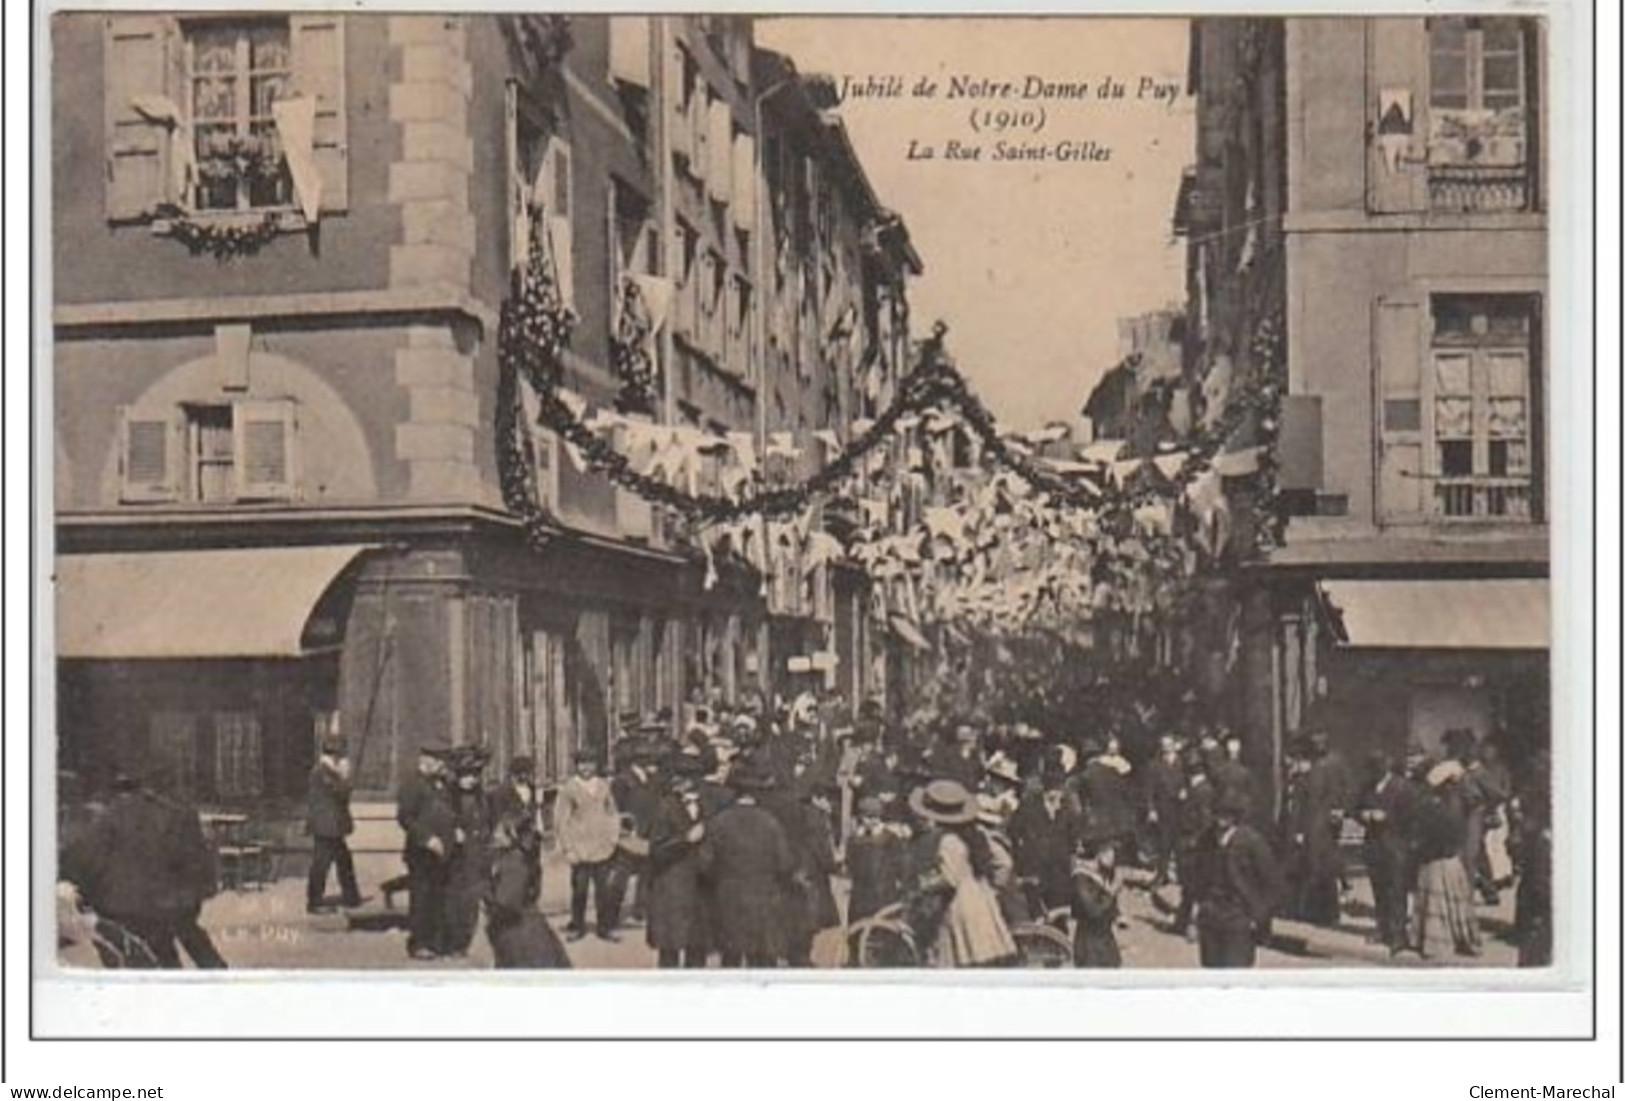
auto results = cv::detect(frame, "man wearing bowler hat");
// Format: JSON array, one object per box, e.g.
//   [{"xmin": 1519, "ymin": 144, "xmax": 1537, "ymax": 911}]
[
  {"xmin": 306, "ymin": 732, "xmax": 363, "ymax": 914},
  {"xmin": 1196, "ymin": 788, "xmax": 1283, "ymax": 968},
  {"xmin": 396, "ymin": 739, "xmax": 457, "ymax": 959}
]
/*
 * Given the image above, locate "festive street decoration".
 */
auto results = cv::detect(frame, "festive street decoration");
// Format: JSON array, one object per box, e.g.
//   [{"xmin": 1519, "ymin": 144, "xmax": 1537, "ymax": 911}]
[{"xmin": 152, "ymin": 204, "xmax": 286, "ymax": 260}]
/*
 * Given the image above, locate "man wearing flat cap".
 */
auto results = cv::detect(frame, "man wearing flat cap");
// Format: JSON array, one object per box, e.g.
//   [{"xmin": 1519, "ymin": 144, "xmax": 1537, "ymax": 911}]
[{"xmin": 306, "ymin": 732, "xmax": 362, "ymax": 914}]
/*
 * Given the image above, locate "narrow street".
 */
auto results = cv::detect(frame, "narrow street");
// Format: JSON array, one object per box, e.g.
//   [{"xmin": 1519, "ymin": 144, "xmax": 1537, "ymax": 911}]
[{"xmin": 140, "ymin": 853, "xmax": 1516, "ymax": 973}]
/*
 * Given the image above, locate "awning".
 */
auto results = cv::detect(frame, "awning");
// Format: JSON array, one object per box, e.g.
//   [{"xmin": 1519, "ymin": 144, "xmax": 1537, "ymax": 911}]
[
  {"xmin": 56, "ymin": 545, "xmax": 377, "ymax": 659},
  {"xmin": 1319, "ymin": 579, "xmax": 1549, "ymax": 650},
  {"xmin": 888, "ymin": 615, "xmax": 932, "ymax": 653}
]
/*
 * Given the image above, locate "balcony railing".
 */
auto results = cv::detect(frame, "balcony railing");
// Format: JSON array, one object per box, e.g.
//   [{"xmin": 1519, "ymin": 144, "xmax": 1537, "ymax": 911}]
[
  {"xmin": 1427, "ymin": 164, "xmax": 1531, "ymax": 213},
  {"xmin": 1434, "ymin": 476, "xmax": 1532, "ymax": 520}
]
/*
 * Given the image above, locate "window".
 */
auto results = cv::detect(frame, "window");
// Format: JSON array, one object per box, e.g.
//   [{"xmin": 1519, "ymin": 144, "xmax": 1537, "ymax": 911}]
[
  {"xmin": 118, "ymin": 398, "xmax": 298, "ymax": 504},
  {"xmin": 1426, "ymin": 17, "xmax": 1534, "ymax": 211},
  {"xmin": 148, "ymin": 710, "xmax": 264, "ymax": 802},
  {"xmin": 1428, "ymin": 295, "xmax": 1536, "ymax": 520},
  {"xmin": 103, "ymin": 14, "xmax": 347, "ymax": 222},
  {"xmin": 505, "ymin": 81, "xmax": 573, "ymax": 303},
  {"xmin": 188, "ymin": 20, "xmax": 295, "ymax": 211}
]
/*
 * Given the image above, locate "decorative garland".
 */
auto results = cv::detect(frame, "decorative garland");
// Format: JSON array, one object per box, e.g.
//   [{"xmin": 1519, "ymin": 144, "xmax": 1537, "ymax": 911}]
[
  {"xmin": 497, "ymin": 219, "xmax": 1284, "ymax": 567},
  {"xmin": 610, "ymin": 278, "xmax": 659, "ymax": 415},
  {"xmin": 153, "ymin": 203, "xmax": 285, "ymax": 260}
]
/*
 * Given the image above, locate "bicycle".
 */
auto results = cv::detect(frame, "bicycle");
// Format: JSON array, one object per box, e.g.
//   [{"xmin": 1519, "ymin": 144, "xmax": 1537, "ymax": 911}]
[
  {"xmin": 845, "ymin": 900, "xmax": 1075, "ymax": 968},
  {"xmin": 1007, "ymin": 906, "xmax": 1075, "ymax": 969}
]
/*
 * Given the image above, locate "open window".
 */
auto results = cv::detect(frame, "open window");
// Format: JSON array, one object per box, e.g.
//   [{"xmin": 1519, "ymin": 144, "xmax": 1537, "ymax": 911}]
[
  {"xmin": 103, "ymin": 13, "xmax": 347, "ymax": 221},
  {"xmin": 117, "ymin": 398, "xmax": 299, "ymax": 504}
]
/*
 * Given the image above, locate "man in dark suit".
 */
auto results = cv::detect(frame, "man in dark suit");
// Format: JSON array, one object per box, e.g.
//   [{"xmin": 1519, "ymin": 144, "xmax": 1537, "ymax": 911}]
[
  {"xmin": 1210, "ymin": 729, "xmax": 1259, "ymax": 828},
  {"xmin": 1358, "ymin": 749, "xmax": 1421, "ymax": 954},
  {"xmin": 1008, "ymin": 776, "xmax": 1083, "ymax": 919},
  {"xmin": 306, "ymin": 734, "xmax": 363, "ymax": 913},
  {"xmin": 697, "ymin": 755, "xmax": 796, "ymax": 967},
  {"xmin": 396, "ymin": 741, "xmax": 457, "ymax": 960},
  {"xmin": 73, "ymin": 771, "xmax": 226, "ymax": 968},
  {"xmin": 645, "ymin": 753, "xmax": 712, "ymax": 968},
  {"xmin": 927, "ymin": 719, "xmax": 985, "ymax": 791},
  {"xmin": 1197, "ymin": 789, "xmax": 1284, "ymax": 968},
  {"xmin": 610, "ymin": 737, "xmax": 664, "ymax": 927},
  {"xmin": 1143, "ymin": 736, "xmax": 1185, "ymax": 887}
]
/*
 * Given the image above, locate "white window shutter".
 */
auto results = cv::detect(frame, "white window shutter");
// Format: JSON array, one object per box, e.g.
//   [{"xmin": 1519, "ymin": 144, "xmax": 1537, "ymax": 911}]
[
  {"xmin": 1373, "ymin": 296, "xmax": 1429, "ymax": 522},
  {"xmin": 290, "ymin": 14, "xmax": 348, "ymax": 212},
  {"xmin": 608, "ymin": 17, "xmax": 651, "ymax": 89},
  {"xmin": 504, "ymin": 81, "xmax": 523, "ymax": 271},
  {"xmin": 707, "ymin": 98, "xmax": 733, "ymax": 203},
  {"xmin": 118, "ymin": 405, "xmax": 182, "ymax": 502},
  {"xmin": 1366, "ymin": 19, "xmax": 1429, "ymax": 213},
  {"xmin": 731, "ymin": 132, "xmax": 756, "ymax": 230},
  {"xmin": 233, "ymin": 399, "xmax": 298, "ymax": 500},
  {"xmin": 548, "ymin": 214, "xmax": 575, "ymax": 310},
  {"xmin": 103, "ymin": 14, "xmax": 178, "ymax": 221}
]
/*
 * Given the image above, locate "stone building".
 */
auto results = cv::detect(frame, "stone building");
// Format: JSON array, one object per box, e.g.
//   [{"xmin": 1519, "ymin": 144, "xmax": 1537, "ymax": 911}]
[
  {"xmin": 1174, "ymin": 16, "xmax": 1550, "ymax": 809},
  {"xmin": 51, "ymin": 13, "xmax": 921, "ymax": 834}
]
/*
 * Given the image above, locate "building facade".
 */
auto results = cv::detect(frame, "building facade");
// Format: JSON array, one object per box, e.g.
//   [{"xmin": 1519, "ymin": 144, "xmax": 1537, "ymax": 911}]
[
  {"xmin": 1175, "ymin": 16, "xmax": 1550, "ymax": 808},
  {"xmin": 52, "ymin": 13, "xmax": 921, "ymax": 833}
]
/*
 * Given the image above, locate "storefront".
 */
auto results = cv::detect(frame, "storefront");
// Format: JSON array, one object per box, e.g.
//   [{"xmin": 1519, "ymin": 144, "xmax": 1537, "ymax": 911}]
[{"xmin": 55, "ymin": 545, "xmax": 376, "ymax": 810}]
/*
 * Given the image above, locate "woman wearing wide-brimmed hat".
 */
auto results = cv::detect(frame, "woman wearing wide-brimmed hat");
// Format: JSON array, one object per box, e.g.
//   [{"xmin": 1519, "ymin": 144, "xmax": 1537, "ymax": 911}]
[{"xmin": 909, "ymin": 779, "xmax": 1018, "ymax": 968}]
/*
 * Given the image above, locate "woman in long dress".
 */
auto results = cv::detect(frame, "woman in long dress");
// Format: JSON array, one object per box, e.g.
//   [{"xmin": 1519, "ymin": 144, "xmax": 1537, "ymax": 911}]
[
  {"xmin": 909, "ymin": 780, "xmax": 1018, "ymax": 968},
  {"xmin": 1412, "ymin": 760, "xmax": 1482, "ymax": 959}
]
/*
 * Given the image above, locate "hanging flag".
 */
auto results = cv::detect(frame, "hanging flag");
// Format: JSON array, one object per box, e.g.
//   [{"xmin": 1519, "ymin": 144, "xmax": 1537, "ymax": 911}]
[
  {"xmin": 556, "ymin": 389, "xmax": 590, "ymax": 471},
  {"xmin": 766, "ymin": 432, "xmax": 800, "ymax": 460},
  {"xmin": 1213, "ymin": 446, "xmax": 1262, "ymax": 477},
  {"xmin": 726, "ymin": 430, "xmax": 757, "ymax": 472},
  {"xmin": 1201, "ymin": 354, "xmax": 1234, "ymax": 430},
  {"xmin": 1153, "ymin": 451, "xmax": 1189, "ymax": 480}
]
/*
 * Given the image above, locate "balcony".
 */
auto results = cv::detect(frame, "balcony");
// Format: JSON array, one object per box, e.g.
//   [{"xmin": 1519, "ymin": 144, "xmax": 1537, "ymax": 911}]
[
  {"xmin": 1427, "ymin": 163, "xmax": 1530, "ymax": 213},
  {"xmin": 1434, "ymin": 476, "xmax": 1532, "ymax": 521}
]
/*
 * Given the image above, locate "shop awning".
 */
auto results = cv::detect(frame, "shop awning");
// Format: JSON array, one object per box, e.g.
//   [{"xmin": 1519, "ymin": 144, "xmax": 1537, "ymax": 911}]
[
  {"xmin": 1319, "ymin": 579, "xmax": 1549, "ymax": 650},
  {"xmin": 56, "ymin": 545, "xmax": 377, "ymax": 659}
]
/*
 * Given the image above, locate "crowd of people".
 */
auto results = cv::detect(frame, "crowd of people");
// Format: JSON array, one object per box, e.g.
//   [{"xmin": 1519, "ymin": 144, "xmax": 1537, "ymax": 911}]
[
  {"xmin": 369, "ymin": 686, "xmax": 1552, "ymax": 971},
  {"xmin": 55, "ymin": 689, "xmax": 1553, "ymax": 973}
]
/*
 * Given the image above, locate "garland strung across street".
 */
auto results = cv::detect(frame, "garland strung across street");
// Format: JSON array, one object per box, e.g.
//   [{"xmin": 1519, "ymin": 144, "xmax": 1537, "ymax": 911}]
[{"xmin": 495, "ymin": 200, "xmax": 1287, "ymax": 563}]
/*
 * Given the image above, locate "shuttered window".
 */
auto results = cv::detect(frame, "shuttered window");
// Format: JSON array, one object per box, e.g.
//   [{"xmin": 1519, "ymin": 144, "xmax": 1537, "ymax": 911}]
[
  {"xmin": 102, "ymin": 13, "xmax": 347, "ymax": 221},
  {"xmin": 117, "ymin": 399, "xmax": 298, "ymax": 504}
]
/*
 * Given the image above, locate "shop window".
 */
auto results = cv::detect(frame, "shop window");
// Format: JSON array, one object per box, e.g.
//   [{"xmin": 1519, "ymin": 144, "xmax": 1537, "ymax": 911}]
[
  {"xmin": 1426, "ymin": 17, "xmax": 1536, "ymax": 212},
  {"xmin": 148, "ymin": 709, "xmax": 264, "ymax": 802},
  {"xmin": 103, "ymin": 14, "xmax": 347, "ymax": 221}
]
